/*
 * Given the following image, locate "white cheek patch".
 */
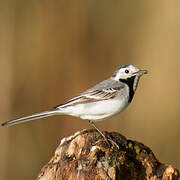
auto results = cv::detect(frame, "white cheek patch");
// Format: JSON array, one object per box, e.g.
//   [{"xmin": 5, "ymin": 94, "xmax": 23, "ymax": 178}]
[{"xmin": 114, "ymin": 72, "xmax": 132, "ymax": 81}]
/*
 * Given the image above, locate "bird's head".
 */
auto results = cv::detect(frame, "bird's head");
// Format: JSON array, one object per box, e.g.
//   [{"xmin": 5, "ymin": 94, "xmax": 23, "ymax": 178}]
[
  {"xmin": 112, "ymin": 64, "xmax": 148, "ymax": 81},
  {"xmin": 112, "ymin": 64, "xmax": 148, "ymax": 93}
]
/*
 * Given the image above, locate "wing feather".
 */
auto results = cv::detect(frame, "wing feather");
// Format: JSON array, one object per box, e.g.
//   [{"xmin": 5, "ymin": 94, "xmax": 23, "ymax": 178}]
[{"xmin": 55, "ymin": 82, "xmax": 125, "ymax": 108}]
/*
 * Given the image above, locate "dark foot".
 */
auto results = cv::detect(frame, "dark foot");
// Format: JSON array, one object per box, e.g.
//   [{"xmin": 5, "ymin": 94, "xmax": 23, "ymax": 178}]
[{"xmin": 95, "ymin": 138, "xmax": 119, "ymax": 149}]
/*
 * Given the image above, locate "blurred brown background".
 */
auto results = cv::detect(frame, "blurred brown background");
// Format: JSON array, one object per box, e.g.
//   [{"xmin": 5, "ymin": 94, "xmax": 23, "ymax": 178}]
[{"xmin": 1, "ymin": 0, "xmax": 180, "ymax": 179}]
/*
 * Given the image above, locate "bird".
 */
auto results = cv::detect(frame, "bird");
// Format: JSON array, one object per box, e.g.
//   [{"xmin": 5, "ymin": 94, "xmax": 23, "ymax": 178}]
[{"xmin": 2, "ymin": 64, "xmax": 147, "ymax": 147}]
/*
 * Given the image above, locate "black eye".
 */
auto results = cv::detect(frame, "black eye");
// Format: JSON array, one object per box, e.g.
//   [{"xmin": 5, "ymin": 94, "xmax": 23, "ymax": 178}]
[{"xmin": 125, "ymin": 69, "xmax": 129, "ymax": 74}]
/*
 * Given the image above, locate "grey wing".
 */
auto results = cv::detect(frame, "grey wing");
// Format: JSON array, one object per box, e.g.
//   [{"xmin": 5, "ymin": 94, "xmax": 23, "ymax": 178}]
[{"xmin": 56, "ymin": 78, "xmax": 125, "ymax": 108}]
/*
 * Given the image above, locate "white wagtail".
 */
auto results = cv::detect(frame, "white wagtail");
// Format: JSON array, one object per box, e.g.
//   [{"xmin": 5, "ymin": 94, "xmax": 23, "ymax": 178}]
[{"xmin": 2, "ymin": 65, "xmax": 147, "ymax": 146}]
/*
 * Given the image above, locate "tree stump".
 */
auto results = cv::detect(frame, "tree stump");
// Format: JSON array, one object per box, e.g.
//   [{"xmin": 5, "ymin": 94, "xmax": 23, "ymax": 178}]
[{"xmin": 37, "ymin": 129, "xmax": 179, "ymax": 180}]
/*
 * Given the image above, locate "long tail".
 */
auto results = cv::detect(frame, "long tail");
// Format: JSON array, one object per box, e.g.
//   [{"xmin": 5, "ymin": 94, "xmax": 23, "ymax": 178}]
[{"xmin": 1, "ymin": 109, "xmax": 60, "ymax": 127}]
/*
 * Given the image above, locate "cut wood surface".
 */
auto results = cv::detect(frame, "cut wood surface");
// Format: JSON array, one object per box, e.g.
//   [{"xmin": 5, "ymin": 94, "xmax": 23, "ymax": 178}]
[{"xmin": 37, "ymin": 129, "xmax": 179, "ymax": 180}]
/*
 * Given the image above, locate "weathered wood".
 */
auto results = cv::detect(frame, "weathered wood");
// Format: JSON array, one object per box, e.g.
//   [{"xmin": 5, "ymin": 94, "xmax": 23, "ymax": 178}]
[{"xmin": 37, "ymin": 129, "xmax": 179, "ymax": 180}]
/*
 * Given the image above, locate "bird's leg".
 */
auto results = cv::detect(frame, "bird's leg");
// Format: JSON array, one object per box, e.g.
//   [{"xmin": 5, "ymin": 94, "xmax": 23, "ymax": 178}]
[
  {"xmin": 88, "ymin": 120, "xmax": 119, "ymax": 149},
  {"xmin": 89, "ymin": 120, "xmax": 109, "ymax": 143}
]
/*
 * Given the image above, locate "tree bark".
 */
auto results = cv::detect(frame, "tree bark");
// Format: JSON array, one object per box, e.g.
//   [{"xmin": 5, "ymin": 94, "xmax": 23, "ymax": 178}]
[{"xmin": 37, "ymin": 129, "xmax": 179, "ymax": 180}]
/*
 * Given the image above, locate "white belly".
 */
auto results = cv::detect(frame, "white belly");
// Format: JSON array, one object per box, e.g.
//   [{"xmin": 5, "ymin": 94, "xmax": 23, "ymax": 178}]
[{"xmin": 60, "ymin": 97, "xmax": 129, "ymax": 121}]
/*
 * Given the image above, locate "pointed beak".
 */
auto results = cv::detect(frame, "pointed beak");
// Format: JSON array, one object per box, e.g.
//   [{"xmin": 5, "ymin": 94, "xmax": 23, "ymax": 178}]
[{"xmin": 134, "ymin": 70, "xmax": 148, "ymax": 76}]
